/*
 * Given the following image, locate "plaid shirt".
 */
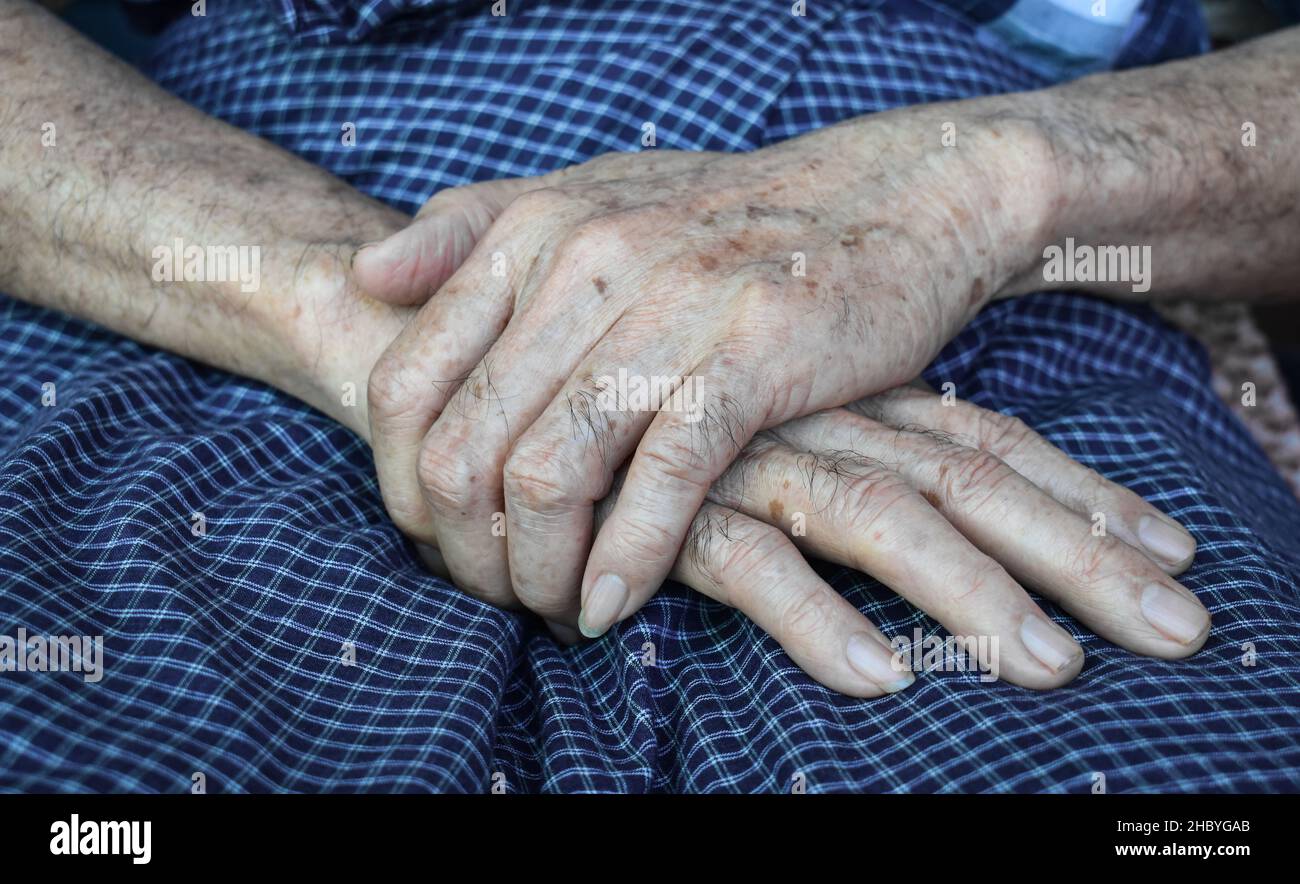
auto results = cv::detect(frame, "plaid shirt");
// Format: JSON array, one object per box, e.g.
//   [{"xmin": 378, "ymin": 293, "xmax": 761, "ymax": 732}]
[{"xmin": 2, "ymin": 0, "xmax": 1299, "ymax": 792}]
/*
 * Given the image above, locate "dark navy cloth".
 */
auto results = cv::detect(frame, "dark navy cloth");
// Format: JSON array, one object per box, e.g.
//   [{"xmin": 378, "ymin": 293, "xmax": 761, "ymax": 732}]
[{"xmin": 3, "ymin": 0, "xmax": 1299, "ymax": 792}]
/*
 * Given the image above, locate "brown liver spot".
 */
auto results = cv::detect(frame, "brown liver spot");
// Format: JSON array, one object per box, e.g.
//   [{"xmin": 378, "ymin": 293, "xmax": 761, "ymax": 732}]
[
  {"xmin": 840, "ymin": 224, "xmax": 869, "ymax": 250},
  {"xmin": 593, "ymin": 276, "xmax": 608, "ymax": 295},
  {"xmin": 769, "ymin": 499, "xmax": 784, "ymax": 522},
  {"xmin": 699, "ymin": 254, "xmax": 720, "ymax": 271}
]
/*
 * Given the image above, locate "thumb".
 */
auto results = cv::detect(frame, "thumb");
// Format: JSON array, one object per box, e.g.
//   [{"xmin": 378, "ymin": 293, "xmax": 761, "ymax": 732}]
[{"xmin": 352, "ymin": 176, "xmax": 536, "ymax": 305}]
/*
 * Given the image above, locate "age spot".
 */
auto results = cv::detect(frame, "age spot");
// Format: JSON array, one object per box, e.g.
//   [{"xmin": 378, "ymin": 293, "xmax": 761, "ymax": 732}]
[
  {"xmin": 840, "ymin": 224, "xmax": 872, "ymax": 250},
  {"xmin": 699, "ymin": 254, "xmax": 720, "ymax": 271},
  {"xmin": 769, "ymin": 499, "xmax": 784, "ymax": 522},
  {"xmin": 593, "ymin": 276, "xmax": 608, "ymax": 295}
]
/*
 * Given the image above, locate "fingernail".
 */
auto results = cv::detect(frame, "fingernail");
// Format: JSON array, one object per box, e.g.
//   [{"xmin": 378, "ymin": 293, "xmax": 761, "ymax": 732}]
[
  {"xmin": 1141, "ymin": 583, "xmax": 1210, "ymax": 644},
  {"xmin": 1019, "ymin": 615, "xmax": 1083, "ymax": 673},
  {"xmin": 579, "ymin": 574, "xmax": 628, "ymax": 638},
  {"xmin": 1138, "ymin": 515, "xmax": 1195, "ymax": 565},
  {"xmin": 845, "ymin": 633, "xmax": 914, "ymax": 693}
]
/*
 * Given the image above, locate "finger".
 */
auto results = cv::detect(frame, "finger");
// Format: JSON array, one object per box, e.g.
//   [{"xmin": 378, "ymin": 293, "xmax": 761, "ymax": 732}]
[
  {"xmin": 579, "ymin": 353, "xmax": 770, "ymax": 640},
  {"xmin": 353, "ymin": 177, "xmax": 540, "ymax": 305},
  {"xmin": 706, "ymin": 434, "xmax": 1084, "ymax": 689},
  {"xmin": 854, "ymin": 387, "xmax": 1197, "ymax": 572},
  {"xmin": 414, "ymin": 542, "xmax": 450, "ymax": 578},
  {"xmin": 666, "ymin": 502, "xmax": 914, "ymax": 697},
  {"xmin": 503, "ymin": 338, "xmax": 699, "ymax": 627},
  {"xmin": 366, "ymin": 232, "xmax": 518, "ymax": 603},
  {"xmin": 420, "ymin": 236, "xmax": 628, "ymax": 619},
  {"xmin": 417, "ymin": 539, "xmax": 526, "ymax": 613},
  {"xmin": 777, "ymin": 409, "xmax": 1210, "ymax": 659}
]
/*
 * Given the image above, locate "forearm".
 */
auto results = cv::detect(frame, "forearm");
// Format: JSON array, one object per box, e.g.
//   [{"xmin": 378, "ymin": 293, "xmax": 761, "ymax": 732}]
[
  {"xmin": 0, "ymin": 0, "xmax": 406, "ymax": 432},
  {"xmin": 1006, "ymin": 27, "xmax": 1300, "ymax": 301}
]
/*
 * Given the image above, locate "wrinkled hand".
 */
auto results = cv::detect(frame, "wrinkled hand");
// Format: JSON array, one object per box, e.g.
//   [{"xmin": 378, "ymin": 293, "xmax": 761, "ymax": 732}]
[
  {"xmin": 355, "ymin": 111, "xmax": 1056, "ymax": 637},
  {"xmin": 305, "ymin": 200, "xmax": 1207, "ymax": 696},
  {"xmin": 355, "ymin": 360, "xmax": 1207, "ymax": 695},
  {"xmin": 674, "ymin": 383, "xmax": 1207, "ymax": 694}
]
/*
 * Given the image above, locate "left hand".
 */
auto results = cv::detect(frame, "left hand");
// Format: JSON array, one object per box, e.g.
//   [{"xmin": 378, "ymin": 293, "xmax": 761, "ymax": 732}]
[{"xmin": 354, "ymin": 109, "xmax": 1053, "ymax": 633}]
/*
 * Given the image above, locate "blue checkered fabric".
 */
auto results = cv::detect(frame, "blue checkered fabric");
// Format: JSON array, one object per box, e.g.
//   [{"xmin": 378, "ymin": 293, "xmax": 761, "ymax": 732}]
[{"xmin": 3, "ymin": 0, "xmax": 1299, "ymax": 793}]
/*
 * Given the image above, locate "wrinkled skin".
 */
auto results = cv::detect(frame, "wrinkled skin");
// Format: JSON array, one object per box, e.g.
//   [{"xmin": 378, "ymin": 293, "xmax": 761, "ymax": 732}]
[{"xmin": 352, "ymin": 111, "xmax": 1207, "ymax": 694}]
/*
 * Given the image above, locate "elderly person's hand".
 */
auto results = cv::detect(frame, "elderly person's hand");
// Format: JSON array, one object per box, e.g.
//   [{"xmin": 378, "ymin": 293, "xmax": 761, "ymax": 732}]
[
  {"xmin": 344, "ymin": 203, "xmax": 1207, "ymax": 697},
  {"xmin": 672, "ymin": 383, "xmax": 1207, "ymax": 694},
  {"xmin": 353, "ymin": 105, "xmax": 1071, "ymax": 636}
]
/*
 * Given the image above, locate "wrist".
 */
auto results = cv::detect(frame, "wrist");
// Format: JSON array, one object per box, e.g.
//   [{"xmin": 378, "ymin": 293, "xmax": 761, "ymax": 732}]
[
  {"xmin": 954, "ymin": 96, "xmax": 1065, "ymax": 304},
  {"xmin": 805, "ymin": 98, "xmax": 1062, "ymax": 315},
  {"xmin": 256, "ymin": 240, "xmax": 410, "ymax": 440}
]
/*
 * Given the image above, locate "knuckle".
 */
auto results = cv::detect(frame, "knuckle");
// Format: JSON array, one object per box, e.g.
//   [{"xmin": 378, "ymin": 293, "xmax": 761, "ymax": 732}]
[
  {"xmin": 416, "ymin": 440, "xmax": 481, "ymax": 514},
  {"xmin": 972, "ymin": 409, "xmax": 1035, "ymax": 459},
  {"xmin": 367, "ymin": 354, "xmax": 421, "ymax": 425},
  {"xmin": 502, "ymin": 444, "xmax": 582, "ymax": 513},
  {"xmin": 504, "ymin": 186, "xmax": 569, "ymax": 219},
  {"xmin": 376, "ymin": 478, "xmax": 429, "ymax": 540},
  {"xmin": 945, "ymin": 558, "xmax": 1008, "ymax": 605},
  {"xmin": 511, "ymin": 580, "xmax": 568, "ymax": 618},
  {"xmin": 612, "ymin": 515, "xmax": 683, "ymax": 569},
  {"xmin": 730, "ymin": 280, "xmax": 789, "ymax": 331},
  {"xmin": 718, "ymin": 521, "xmax": 790, "ymax": 587},
  {"xmin": 638, "ymin": 429, "xmax": 712, "ymax": 485},
  {"xmin": 778, "ymin": 585, "xmax": 837, "ymax": 642},
  {"xmin": 554, "ymin": 217, "xmax": 623, "ymax": 270},
  {"xmin": 1060, "ymin": 467, "xmax": 1109, "ymax": 515},
  {"xmin": 821, "ymin": 464, "xmax": 914, "ymax": 537},
  {"xmin": 936, "ymin": 445, "xmax": 1014, "ymax": 513},
  {"xmin": 1062, "ymin": 533, "xmax": 1124, "ymax": 589}
]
